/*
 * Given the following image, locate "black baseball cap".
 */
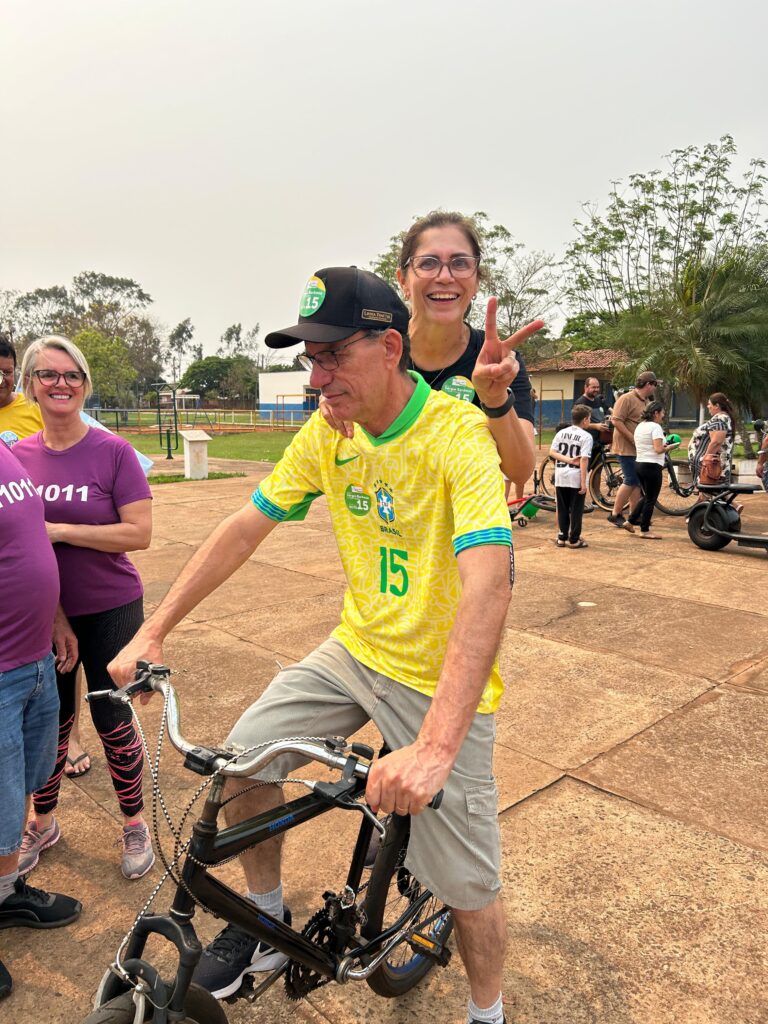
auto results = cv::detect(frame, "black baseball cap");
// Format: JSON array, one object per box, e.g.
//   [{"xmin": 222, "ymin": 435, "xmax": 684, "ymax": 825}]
[{"xmin": 265, "ymin": 267, "xmax": 410, "ymax": 348}]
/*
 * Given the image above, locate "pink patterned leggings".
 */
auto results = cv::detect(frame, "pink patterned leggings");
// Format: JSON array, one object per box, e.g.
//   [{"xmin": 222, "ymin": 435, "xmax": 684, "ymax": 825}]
[{"xmin": 33, "ymin": 598, "xmax": 145, "ymax": 819}]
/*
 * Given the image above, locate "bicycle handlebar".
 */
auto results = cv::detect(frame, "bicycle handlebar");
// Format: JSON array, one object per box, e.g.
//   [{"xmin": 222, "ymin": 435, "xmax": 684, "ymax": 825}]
[{"xmin": 88, "ymin": 663, "xmax": 443, "ymax": 809}]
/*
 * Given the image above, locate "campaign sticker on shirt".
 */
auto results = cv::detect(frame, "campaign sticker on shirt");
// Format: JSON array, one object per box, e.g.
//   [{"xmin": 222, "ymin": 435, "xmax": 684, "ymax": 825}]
[
  {"xmin": 344, "ymin": 484, "xmax": 371, "ymax": 516},
  {"xmin": 441, "ymin": 376, "xmax": 475, "ymax": 402},
  {"xmin": 0, "ymin": 430, "xmax": 19, "ymax": 447},
  {"xmin": 300, "ymin": 276, "xmax": 327, "ymax": 317}
]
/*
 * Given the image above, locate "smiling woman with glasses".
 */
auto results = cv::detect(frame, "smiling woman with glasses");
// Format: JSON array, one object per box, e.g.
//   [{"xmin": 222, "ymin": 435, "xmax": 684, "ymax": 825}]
[
  {"xmin": 318, "ymin": 211, "xmax": 542, "ymax": 498},
  {"xmin": 13, "ymin": 335, "xmax": 157, "ymax": 882}
]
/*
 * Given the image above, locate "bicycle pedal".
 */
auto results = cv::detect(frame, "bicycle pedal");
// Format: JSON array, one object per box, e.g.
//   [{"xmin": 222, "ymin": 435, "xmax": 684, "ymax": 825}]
[{"xmin": 407, "ymin": 930, "xmax": 452, "ymax": 967}]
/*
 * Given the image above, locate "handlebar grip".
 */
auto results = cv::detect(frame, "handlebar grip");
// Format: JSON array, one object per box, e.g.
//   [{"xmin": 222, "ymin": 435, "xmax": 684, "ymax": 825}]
[{"xmin": 428, "ymin": 790, "xmax": 443, "ymax": 811}]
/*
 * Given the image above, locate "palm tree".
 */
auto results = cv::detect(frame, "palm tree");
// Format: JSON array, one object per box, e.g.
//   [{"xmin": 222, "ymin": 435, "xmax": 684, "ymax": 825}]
[{"xmin": 607, "ymin": 253, "xmax": 768, "ymax": 426}]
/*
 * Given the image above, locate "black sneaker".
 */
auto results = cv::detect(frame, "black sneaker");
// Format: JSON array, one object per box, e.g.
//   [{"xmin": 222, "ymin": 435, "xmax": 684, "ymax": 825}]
[
  {"xmin": 0, "ymin": 878, "xmax": 82, "ymax": 930},
  {"xmin": 192, "ymin": 908, "xmax": 291, "ymax": 999},
  {"xmin": 606, "ymin": 513, "xmax": 626, "ymax": 527},
  {"xmin": 0, "ymin": 958, "xmax": 11, "ymax": 1000}
]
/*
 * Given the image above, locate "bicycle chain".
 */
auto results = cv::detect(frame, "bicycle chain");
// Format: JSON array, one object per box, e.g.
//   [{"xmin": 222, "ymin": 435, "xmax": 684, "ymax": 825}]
[{"xmin": 284, "ymin": 910, "xmax": 337, "ymax": 1000}]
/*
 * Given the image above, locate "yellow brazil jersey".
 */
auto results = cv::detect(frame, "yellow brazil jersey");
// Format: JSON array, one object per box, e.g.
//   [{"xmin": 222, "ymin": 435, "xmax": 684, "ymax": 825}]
[
  {"xmin": 253, "ymin": 373, "xmax": 513, "ymax": 714},
  {"xmin": 0, "ymin": 394, "xmax": 43, "ymax": 447}
]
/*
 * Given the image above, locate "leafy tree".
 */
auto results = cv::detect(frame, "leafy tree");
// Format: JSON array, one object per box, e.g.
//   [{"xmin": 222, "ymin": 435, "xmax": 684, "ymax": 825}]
[
  {"xmin": 122, "ymin": 315, "xmax": 164, "ymax": 392},
  {"xmin": 371, "ymin": 211, "xmax": 563, "ymax": 336},
  {"xmin": 12, "ymin": 286, "xmax": 71, "ymax": 343},
  {"xmin": 605, "ymin": 252, "xmax": 768, "ymax": 437},
  {"xmin": 165, "ymin": 318, "xmax": 194, "ymax": 382},
  {"xmin": 217, "ymin": 322, "xmax": 260, "ymax": 358},
  {"xmin": 565, "ymin": 135, "xmax": 768, "ymax": 320},
  {"xmin": 69, "ymin": 272, "xmax": 152, "ymax": 338},
  {"xmin": 179, "ymin": 356, "xmax": 233, "ymax": 396},
  {"xmin": 74, "ymin": 328, "xmax": 137, "ymax": 406},
  {"xmin": 221, "ymin": 354, "xmax": 258, "ymax": 403}
]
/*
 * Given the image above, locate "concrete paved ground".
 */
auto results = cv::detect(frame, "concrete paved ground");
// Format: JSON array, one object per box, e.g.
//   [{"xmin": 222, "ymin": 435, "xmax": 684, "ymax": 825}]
[{"xmin": 7, "ymin": 462, "xmax": 768, "ymax": 1023}]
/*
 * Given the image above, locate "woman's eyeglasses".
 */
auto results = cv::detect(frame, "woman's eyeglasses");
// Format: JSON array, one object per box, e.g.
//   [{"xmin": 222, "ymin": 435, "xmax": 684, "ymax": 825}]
[
  {"xmin": 404, "ymin": 255, "xmax": 480, "ymax": 279},
  {"xmin": 32, "ymin": 369, "xmax": 88, "ymax": 388}
]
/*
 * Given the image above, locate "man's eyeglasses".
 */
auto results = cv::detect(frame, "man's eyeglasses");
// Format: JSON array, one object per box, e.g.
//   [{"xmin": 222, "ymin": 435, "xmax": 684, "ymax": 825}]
[
  {"xmin": 32, "ymin": 369, "xmax": 88, "ymax": 388},
  {"xmin": 0, "ymin": 370, "xmax": 15, "ymax": 381},
  {"xmin": 298, "ymin": 332, "xmax": 378, "ymax": 372},
  {"xmin": 404, "ymin": 255, "xmax": 480, "ymax": 279}
]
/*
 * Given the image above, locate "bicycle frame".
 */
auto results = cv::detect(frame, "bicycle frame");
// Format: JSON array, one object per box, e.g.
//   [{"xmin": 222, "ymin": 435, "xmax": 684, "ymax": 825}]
[{"xmin": 97, "ymin": 747, "xmax": 438, "ymax": 1020}]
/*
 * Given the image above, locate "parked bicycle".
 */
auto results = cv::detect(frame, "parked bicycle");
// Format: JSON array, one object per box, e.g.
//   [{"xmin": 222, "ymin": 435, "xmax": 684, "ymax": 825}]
[
  {"xmin": 81, "ymin": 663, "xmax": 452, "ymax": 1024},
  {"xmin": 538, "ymin": 444, "xmax": 697, "ymax": 517}
]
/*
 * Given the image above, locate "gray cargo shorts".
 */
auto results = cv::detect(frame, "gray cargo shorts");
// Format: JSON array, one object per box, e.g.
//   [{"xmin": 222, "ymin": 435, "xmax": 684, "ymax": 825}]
[{"xmin": 225, "ymin": 638, "xmax": 501, "ymax": 911}]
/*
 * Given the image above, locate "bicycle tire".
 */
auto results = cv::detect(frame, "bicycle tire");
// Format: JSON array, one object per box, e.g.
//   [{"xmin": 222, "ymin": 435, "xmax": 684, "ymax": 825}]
[
  {"xmin": 81, "ymin": 982, "xmax": 228, "ymax": 1024},
  {"xmin": 362, "ymin": 815, "xmax": 453, "ymax": 998},
  {"xmin": 537, "ymin": 456, "xmax": 557, "ymax": 497},
  {"xmin": 589, "ymin": 456, "xmax": 627, "ymax": 512},
  {"xmin": 655, "ymin": 459, "xmax": 699, "ymax": 516}
]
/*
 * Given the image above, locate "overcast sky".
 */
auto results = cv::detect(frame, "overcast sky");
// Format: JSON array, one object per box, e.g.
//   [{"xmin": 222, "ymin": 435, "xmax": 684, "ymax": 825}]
[{"xmin": 2, "ymin": 0, "xmax": 766, "ymax": 358}]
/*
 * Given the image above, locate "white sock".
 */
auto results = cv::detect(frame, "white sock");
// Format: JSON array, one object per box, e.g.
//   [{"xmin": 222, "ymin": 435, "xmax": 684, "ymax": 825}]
[
  {"xmin": 468, "ymin": 993, "xmax": 504, "ymax": 1024},
  {"xmin": 247, "ymin": 883, "xmax": 283, "ymax": 919},
  {"xmin": 0, "ymin": 870, "xmax": 19, "ymax": 904}
]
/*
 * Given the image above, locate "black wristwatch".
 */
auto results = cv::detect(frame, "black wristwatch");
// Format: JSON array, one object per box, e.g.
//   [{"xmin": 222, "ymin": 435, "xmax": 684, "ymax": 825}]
[{"xmin": 480, "ymin": 390, "xmax": 515, "ymax": 418}]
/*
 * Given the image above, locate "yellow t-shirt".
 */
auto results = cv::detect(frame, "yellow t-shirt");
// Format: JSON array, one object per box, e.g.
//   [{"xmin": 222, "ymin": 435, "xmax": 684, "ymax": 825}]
[
  {"xmin": 253, "ymin": 373, "xmax": 513, "ymax": 713},
  {"xmin": 0, "ymin": 394, "xmax": 43, "ymax": 447}
]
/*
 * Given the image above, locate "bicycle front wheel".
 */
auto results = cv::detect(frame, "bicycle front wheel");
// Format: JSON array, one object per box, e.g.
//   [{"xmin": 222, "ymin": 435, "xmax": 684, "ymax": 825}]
[
  {"xmin": 590, "ymin": 457, "xmax": 626, "ymax": 511},
  {"xmin": 81, "ymin": 982, "xmax": 228, "ymax": 1023},
  {"xmin": 537, "ymin": 456, "xmax": 557, "ymax": 496},
  {"xmin": 362, "ymin": 815, "xmax": 453, "ymax": 997},
  {"xmin": 655, "ymin": 459, "xmax": 699, "ymax": 516}
]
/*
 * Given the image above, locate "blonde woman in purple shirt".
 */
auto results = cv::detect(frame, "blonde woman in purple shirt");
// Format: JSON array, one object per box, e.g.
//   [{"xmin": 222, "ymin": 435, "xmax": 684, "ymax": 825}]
[{"xmin": 14, "ymin": 336, "xmax": 155, "ymax": 881}]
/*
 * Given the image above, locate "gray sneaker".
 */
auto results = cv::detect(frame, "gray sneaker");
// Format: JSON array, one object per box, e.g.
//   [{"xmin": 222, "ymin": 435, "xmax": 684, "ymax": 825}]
[
  {"xmin": 19, "ymin": 818, "xmax": 61, "ymax": 875},
  {"xmin": 120, "ymin": 822, "xmax": 155, "ymax": 880}
]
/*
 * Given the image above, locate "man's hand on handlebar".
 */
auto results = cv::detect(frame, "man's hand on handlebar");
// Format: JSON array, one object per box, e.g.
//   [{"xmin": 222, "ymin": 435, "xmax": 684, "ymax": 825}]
[
  {"xmin": 366, "ymin": 742, "xmax": 450, "ymax": 817},
  {"xmin": 108, "ymin": 631, "xmax": 165, "ymax": 703}
]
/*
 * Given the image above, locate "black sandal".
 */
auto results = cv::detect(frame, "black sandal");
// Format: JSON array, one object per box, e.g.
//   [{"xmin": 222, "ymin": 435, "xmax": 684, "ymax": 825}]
[{"xmin": 568, "ymin": 539, "xmax": 589, "ymax": 548}]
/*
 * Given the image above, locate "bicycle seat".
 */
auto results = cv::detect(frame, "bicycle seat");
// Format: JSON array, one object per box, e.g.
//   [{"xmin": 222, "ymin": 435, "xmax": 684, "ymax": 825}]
[{"xmin": 697, "ymin": 483, "xmax": 759, "ymax": 495}]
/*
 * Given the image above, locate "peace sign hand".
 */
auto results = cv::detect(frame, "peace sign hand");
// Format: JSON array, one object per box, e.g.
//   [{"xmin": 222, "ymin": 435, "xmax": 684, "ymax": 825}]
[{"xmin": 471, "ymin": 297, "xmax": 544, "ymax": 409}]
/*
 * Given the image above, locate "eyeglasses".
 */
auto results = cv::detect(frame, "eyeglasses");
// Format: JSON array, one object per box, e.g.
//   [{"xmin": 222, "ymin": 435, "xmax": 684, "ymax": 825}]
[
  {"xmin": 404, "ymin": 255, "xmax": 480, "ymax": 279},
  {"xmin": 298, "ymin": 332, "xmax": 378, "ymax": 372},
  {"xmin": 32, "ymin": 369, "xmax": 88, "ymax": 388},
  {"xmin": 0, "ymin": 369, "xmax": 15, "ymax": 381}
]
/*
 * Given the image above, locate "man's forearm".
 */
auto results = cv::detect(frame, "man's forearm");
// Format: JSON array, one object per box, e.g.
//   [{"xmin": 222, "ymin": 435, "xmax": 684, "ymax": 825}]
[
  {"xmin": 612, "ymin": 420, "xmax": 634, "ymax": 444},
  {"xmin": 415, "ymin": 547, "xmax": 512, "ymax": 765}
]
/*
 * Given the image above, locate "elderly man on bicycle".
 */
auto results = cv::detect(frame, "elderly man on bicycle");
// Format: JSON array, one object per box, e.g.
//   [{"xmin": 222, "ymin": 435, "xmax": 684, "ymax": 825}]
[{"xmin": 110, "ymin": 268, "xmax": 516, "ymax": 1024}]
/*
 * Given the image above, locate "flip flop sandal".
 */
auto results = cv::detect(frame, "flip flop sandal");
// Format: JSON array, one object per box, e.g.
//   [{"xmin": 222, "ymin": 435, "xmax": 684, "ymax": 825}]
[
  {"xmin": 568, "ymin": 540, "xmax": 589, "ymax": 548},
  {"xmin": 64, "ymin": 752, "xmax": 91, "ymax": 777},
  {"xmin": 555, "ymin": 538, "xmax": 567, "ymax": 547}
]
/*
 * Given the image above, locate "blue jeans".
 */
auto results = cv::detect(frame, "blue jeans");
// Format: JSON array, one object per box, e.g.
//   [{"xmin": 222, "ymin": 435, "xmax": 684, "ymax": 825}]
[{"xmin": 0, "ymin": 654, "xmax": 59, "ymax": 854}]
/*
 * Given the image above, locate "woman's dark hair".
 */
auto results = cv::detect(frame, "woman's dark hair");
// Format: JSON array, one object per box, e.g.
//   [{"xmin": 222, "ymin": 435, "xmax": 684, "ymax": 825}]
[
  {"xmin": 709, "ymin": 392, "xmax": 735, "ymax": 427},
  {"xmin": 0, "ymin": 332, "xmax": 16, "ymax": 366},
  {"xmin": 642, "ymin": 400, "xmax": 665, "ymax": 422},
  {"xmin": 398, "ymin": 211, "xmax": 489, "ymax": 288}
]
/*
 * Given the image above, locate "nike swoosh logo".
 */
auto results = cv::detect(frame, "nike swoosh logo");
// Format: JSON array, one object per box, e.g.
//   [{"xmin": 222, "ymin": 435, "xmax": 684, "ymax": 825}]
[{"xmin": 334, "ymin": 454, "xmax": 360, "ymax": 466}]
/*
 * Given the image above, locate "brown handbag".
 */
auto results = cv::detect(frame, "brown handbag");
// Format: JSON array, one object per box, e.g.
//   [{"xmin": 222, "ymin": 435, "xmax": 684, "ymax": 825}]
[{"xmin": 698, "ymin": 455, "xmax": 723, "ymax": 486}]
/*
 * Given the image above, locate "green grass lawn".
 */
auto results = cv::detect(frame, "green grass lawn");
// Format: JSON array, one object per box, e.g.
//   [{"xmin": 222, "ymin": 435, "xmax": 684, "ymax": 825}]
[
  {"xmin": 130, "ymin": 432, "xmax": 296, "ymax": 461},
  {"xmin": 149, "ymin": 471, "xmax": 246, "ymax": 484}
]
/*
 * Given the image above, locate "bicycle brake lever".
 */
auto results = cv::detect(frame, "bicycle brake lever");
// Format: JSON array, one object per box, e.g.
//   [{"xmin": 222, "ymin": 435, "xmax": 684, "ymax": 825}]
[{"xmin": 303, "ymin": 782, "xmax": 387, "ymax": 837}]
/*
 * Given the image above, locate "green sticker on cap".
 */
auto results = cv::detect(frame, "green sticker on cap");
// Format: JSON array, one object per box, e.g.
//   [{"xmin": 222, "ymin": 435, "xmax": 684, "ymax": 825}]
[{"xmin": 300, "ymin": 276, "xmax": 326, "ymax": 317}]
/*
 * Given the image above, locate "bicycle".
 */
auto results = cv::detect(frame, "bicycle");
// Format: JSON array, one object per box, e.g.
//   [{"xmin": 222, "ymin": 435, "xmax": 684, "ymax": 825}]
[
  {"xmin": 81, "ymin": 663, "xmax": 452, "ymax": 1024},
  {"xmin": 538, "ymin": 442, "xmax": 698, "ymax": 517}
]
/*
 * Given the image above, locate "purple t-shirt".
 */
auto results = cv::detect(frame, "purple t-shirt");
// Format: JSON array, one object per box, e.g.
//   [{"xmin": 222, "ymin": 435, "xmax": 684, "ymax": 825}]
[
  {"xmin": 14, "ymin": 428, "xmax": 152, "ymax": 617},
  {"xmin": 0, "ymin": 441, "xmax": 59, "ymax": 671}
]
